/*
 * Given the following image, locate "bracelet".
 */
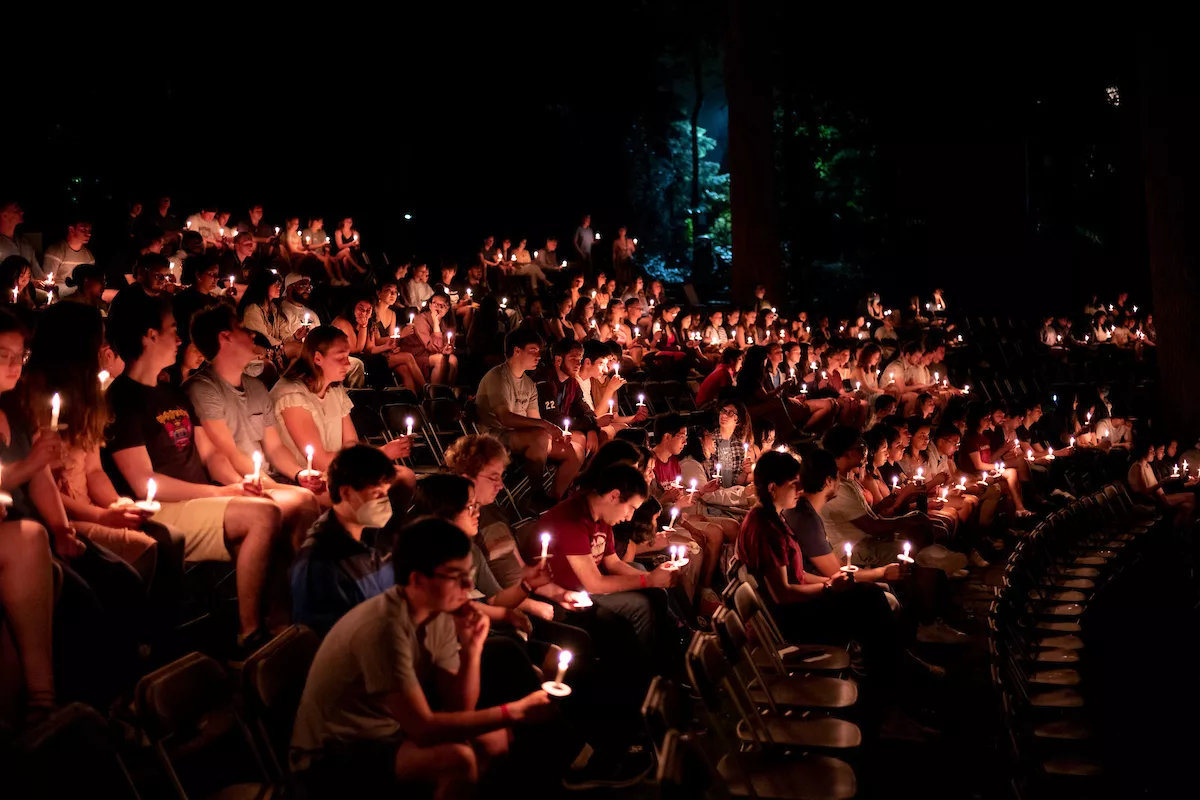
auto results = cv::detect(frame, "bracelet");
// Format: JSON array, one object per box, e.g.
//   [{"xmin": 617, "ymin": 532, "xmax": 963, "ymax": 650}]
[
  {"xmin": 639, "ymin": 573, "xmax": 648, "ymax": 589},
  {"xmin": 500, "ymin": 703, "xmax": 512, "ymax": 722}
]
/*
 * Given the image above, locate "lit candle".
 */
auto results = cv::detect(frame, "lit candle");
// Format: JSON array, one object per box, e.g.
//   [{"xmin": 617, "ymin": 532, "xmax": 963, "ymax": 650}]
[
  {"xmin": 689, "ymin": 478, "xmax": 698, "ymax": 495},
  {"xmin": 612, "ymin": 363, "xmax": 619, "ymax": 377},
  {"xmin": 715, "ymin": 462, "xmax": 722, "ymax": 478},
  {"xmin": 940, "ymin": 487, "xmax": 949, "ymax": 501},
  {"xmin": 889, "ymin": 372, "xmax": 895, "ymax": 383},
  {"xmin": 1027, "ymin": 449, "xmax": 1034, "ymax": 459},
  {"xmin": 186, "ymin": 219, "xmax": 192, "ymax": 229},
  {"xmin": 136, "ymin": 478, "xmax": 160, "ymax": 513},
  {"xmin": 669, "ymin": 545, "xmax": 678, "ymax": 562},
  {"xmin": 1047, "ymin": 447, "xmax": 1055, "ymax": 460},
  {"xmin": 49, "ymin": 393, "xmax": 61, "ymax": 429},
  {"xmin": 800, "ymin": 383, "xmax": 808, "ymax": 395},
  {"xmin": 501, "ymin": 297, "xmax": 508, "ymax": 308},
  {"xmin": 743, "ymin": 442, "xmax": 749, "ymax": 455},
  {"xmin": 274, "ymin": 226, "xmax": 280, "ymax": 236},
  {"xmin": 539, "ymin": 532, "xmax": 551, "ymax": 561},
  {"xmin": 405, "ymin": 417, "xmax": 414, "ymax": 436},
  {"xmin": 563, "ymin": 418, "xmax": 571, "ymax": 435},
  {"xmin": 636, "ymin": 393, "xmax": 645, "ymax": 407},
  {"xmin": 353, "ymin": 233, "xmax": 359, "ymax": 242},
  {"xmin": 560, "ymin": 261, "xmax": 566, "ymax": 268},
  {"xmin": 303, "ymin": 312, "xmax": 311, "ymax": 326},
  {"xmin": 844, "ymin": 542, "xmax": 853, "ymax": 568},
  {"xmin": 46, "ymin": 271, "xmax": 55, "ymax": 285},
  {"xmin": 229, "ymin": 275, "xmax": 235, "ymax": 288},
  {"xmin": 392, "ymin": 326, "xmax": 400, "ymax": 339},
  {"xmin": 409, "ymin": 312, "xmax": 415, "ymax": 324},
  {"xmin": 553, "ymin": 650, "xmax": 572, "ymax": 686},
  {"xmin": 11, "ymin": 287, "xmax": 17, "ymax": 302},
  {"xmin": 634, "ymin": 327, "xmax": 640, "ymax": 337},
  {"xmin": 915, "ymin": 467, "xmax": 924, "ymax": 483},
  {"xmin": 251, "ymin": 450, "xmax": 262, "ymax": 482},
  {"xmin": 305, "ymin": 444, "xmax": 314, "ymax": 474},
  {"xmin": 899, "ymin": 541, "xmax": 914, "ymax": 563},
  {"xmin": 1069, "ymin": 436, "xmax": 1076, "ymax": 447},
  {"xmin": 669, "ymin": 507, "xmax": 679, "ymax": 529},
  {"xmin": 219, "ymin": 227, "xmax": 224, "ymax": 237},
  {"xmin": 594, "ymin": 232, "xmax": 601, "ymax": 241},
  {"xmin": 855, "ymin": 381, "xmax": 862, "ymax": 391},
  {"xmin": 981, "ymin": 471, "xmax": 989, "ymax": 484},
  {"xmin": 963, "ymin": 384, "xmax": 971, "ymax": 394},
  {"xmin": 608, "ymin": 399, "xmax": 615, "ymax": 414},
  {"xmin": 534, "ymin": 250, "xmax": 539, "ymax": 258},
  {"xmin": 591, "ymin": 290, "xmax": 597, "ymax": 299},
  {"xmin": 98, "ymin": 370, "xmax": 110, "ymax": 390},
  {"xmin": 790, "ymin": 367, "xmax": 796, "ymax": 380},
  {"xmin": 145, "ymin": 479, "xmax": 156, "ymax": 504},
  {"xmin": 633, "ymin": 238, "xmax": 638, "ymax": 244},
  {"xmin": 892, "ymin": 475, "xmax": 899, "ymax": 490},
  {"xmin": 934, "ymin": 371, "xmax": 939, "ymax": 383},
  {"xmin": 1173, "ymin": 464, "xmax": 1180, "ymax": 477},
  {"xmin": 958, "ymin": 475, "xmax": 967, "ymax": 491}
]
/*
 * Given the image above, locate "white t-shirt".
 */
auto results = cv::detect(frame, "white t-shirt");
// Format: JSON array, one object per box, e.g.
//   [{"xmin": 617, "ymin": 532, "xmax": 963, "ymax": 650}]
[
  {"xmin": 185, "ymin": 214, "xmax": 221, "ymax": 244},
  {"xmin": 577, "ymin": 376, "xmax": 596, "ymax": 411},
  {"xmin": 271, "ymin": 377, "xmax": 354, "ymax": 463},
  {"xmin": 820, "ymin": 477, "xmax": 876, "ymax": 551},
  {"xmin": 1127, "ymin": 461, "xmax": 1156, "ymax": 495},
  {"xmin": 41, "ymin": 242, "xmax": 95, "ymax": 297}
]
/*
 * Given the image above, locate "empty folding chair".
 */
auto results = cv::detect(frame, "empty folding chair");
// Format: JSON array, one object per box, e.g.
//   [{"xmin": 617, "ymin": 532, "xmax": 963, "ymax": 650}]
[
  {"xmin": 685, "ymin": 634, "xmax": 858, "ymax": 800},
  {"xmin": 134, "ymin": 652, "xmax": 271, "ymax": 799},
  {"xmin": 242, "ymin": 625, "xmax": 321, "ymax": 788},
  {"xmin": 731, "ymin": 581, "xmax": 852, "ymax": 675}
]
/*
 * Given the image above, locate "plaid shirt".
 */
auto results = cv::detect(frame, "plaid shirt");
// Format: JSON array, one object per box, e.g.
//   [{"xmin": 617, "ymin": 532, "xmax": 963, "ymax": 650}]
[{"xmin": 708, "ymin": 436, "xmax": 745, "ymax": 488}]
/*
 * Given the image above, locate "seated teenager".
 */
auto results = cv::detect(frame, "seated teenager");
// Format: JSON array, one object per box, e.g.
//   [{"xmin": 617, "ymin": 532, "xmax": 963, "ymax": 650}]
[
  {"xmin": 959, "ymin": 406, "xmax": 1031, "ymax": 517},
  {"xmin": 695, "ymin": 346, "xmax": 742, "ymax": 407},
  {"xmin": 738, "ymin": 450, "xmax": 904, "ymax": 674},
  {"xmin": 290, "ymin": 517, "xmax": 553, "ymax": 798},
  {"xmin": 576, "ymin": 340, "xmax": 648, "ymax": 441},
  {"xmin": 105, "ymin": 290, "xmax": 285, "ymax": 654},
  {"xmin": 395, "ymin": 291, "xmax": 458, "ymax": 386},
  {"xmin": 537, "ymin": 338, "xmax": 604, "ymax": 457},
  {"xmin": 538, "ymin": 464, "xmax": 681, "ymax": 673},
  {"xmin": 475, "ymin": 329, "xmax": 582, "ymax": 506},
  {"xmin": 270, "ymin": 325, "xmax": 415, "ymax": 493},
  {"xmin": 25, "ymin": 303, "xmax": 185, "ymax": 613},
  {"xmin": 290, "ymin": 445, "xmax": 408, "ymax": 635},
  {"xmin": 1128, "ymin": 439, "xmax": 1195, "ymax": 528},
  {"xmin": 185, "ymin": 305, "xmax": 323, "ymax": 547}
]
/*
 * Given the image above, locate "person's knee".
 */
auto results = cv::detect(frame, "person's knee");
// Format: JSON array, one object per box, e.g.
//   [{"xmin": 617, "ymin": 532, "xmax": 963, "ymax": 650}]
[
  {"xmin": 231, "ymin": 497, "xmax": 284, "ymax": 537},
  {"xmin": 15, "ymin": 520, "xmax": 51, "ymax": 551}
]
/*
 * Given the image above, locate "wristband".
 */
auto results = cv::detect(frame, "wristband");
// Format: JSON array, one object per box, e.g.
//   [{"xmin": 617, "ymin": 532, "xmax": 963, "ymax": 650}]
[
  {"xmin": 639, "ymin": 573, "xmax": 648, "ymax": 589},
  {"xmin": 294, "ymin": 470, "xmax": 302, "ymax": 483},
  {"xmin": 500, "ymin": 703, "xmax": 512, "ymax": 722}
]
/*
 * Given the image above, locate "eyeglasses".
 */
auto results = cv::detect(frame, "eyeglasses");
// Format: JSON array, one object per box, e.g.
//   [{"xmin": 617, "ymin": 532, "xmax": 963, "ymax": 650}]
[
  {"xmin": 0, "ymin": 349, "xmax": 31, "ymax": 367},
  {"xmin": 719, "ymin": 407, "xmax": 738, "ymax": 417},
  {"xmin": 430, "ymin": 571, "xmax": 475, "ymax": 589}
]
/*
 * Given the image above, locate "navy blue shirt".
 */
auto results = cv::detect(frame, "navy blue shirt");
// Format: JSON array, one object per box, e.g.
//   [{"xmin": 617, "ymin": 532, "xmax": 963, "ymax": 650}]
[
  {"xmin": 782, "ymin": 497, "xmax": 835, "ymax": 576},
  {"xmin": 290, "ymin": 511, "xmax": 394, "ymax": 636}
]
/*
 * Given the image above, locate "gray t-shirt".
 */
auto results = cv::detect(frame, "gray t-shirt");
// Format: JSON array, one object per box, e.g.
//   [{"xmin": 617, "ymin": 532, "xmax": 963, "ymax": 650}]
[
  {"xmin": 183, "ymin": 364, "xmax": 275, "ymax": 457},
  {"xmin": 475, "ymin": 363, "xmax": 538, "ymax": 435},
  {"xmin": 290, "ymin": 587, "xmax": 460, "ymax": 771}
]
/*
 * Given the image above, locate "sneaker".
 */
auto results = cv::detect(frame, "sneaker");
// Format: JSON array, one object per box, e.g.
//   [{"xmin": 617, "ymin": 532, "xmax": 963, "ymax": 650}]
[
  {"xmin": 916, "ymin": 619, "xmax": 971, "ymax": 644},
  {"xmin": 562, "ymin": 745, "xmax": 653, "ymax": 790},
  {"xmin": 968, "ymin": 550, "xmax": 991, "ymax": 568},
  {"xmin": 905, "ymin": 650, "xmax": 947, "ymax": 680}
]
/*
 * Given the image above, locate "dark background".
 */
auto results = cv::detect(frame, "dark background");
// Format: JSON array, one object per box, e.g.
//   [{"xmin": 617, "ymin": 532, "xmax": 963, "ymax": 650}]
[{"xmin": 4, "ymin": 10, "xmax": 1138, "ymax": 312}]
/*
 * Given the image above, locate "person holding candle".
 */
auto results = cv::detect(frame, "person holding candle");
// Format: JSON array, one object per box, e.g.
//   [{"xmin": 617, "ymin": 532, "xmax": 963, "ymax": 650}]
[
  {"xmin": 576, "ymin": 341, "xmax": 649, "ymax": 441},
  {"xmin": 216, "ymin": 232, "xmax": 257, "ymax": 291},
  {"xmin": 59, "ymin": 263, "xmax": 110, "ymax": 315},
  {"xmin": 38, "ymin": 214, "xmax": 93, "ymax": 299},
  {"xmin": 567, "ymin": 296, "xmax": 597, "ymax": 341},
  {"xmin": 271, "ymin": 324, "xmax": 415, "ymax": 473},
  {"xmin": 396, "ymin": 291, "xmax": 458, "ymax": 385},
  {"xmin": 537, "ymin": 339, "xmax": 603, "ymax": 456},
  {"xmin": 186, "ymin": 305, "xmax": 326, "ymax": 538},
  {"xmin": 24, "ymin": 303, "xmax": 187, "ymax": 619},
  {"xmin": 105, "ymin": 291, "xmax": 290, "ymax": 656},
  {"xmin": 290, "ymin": 516, "xmax": 553, "ymax": 798},
  {"xmin": 330, "ymin": 216, "xmax": 365, "ymax": 278},
  {"xmin": 298, "ymin": 216, "xmax": 344, "ymax": 286},
  {"xmin": 475, "ymin": 329, "xmax": 582, "ymax": 508},
  {"xmin": 958, "ymin": 407, "xmax": 1032, "ymax": 518},
  {"xmin": 537, "ymin": 464, "xmax": 681, "ymax": 681},
  {"xmin": 238, "ymin": 271, "xmax": 302, "ymax": 366},
  {"xmin": 737, "ymin": 451, "xmax": 910, "ymax": 667},
  {"xmin": 1127, "ymin": 439, "xmax": 1196, "ymax": 528}
]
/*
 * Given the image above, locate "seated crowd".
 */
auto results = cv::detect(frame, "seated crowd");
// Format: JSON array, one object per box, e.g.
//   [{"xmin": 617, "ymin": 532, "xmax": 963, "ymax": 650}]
[{"xmin": 0, "ymin": 193, "xmax": 1181, "ymax": 795}]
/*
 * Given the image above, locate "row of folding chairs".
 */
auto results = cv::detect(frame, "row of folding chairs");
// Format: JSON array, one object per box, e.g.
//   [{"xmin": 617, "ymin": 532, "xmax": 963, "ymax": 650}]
[
  {"xmin": 986, "ymin": 483, "xmax": 1163, "ymax": 799},
  {"xmin": 643, "ymin": 575, "xmax": 861, "ymax": 799},
  {"xmin": 4, "ymin": 625, "xmax": 321, "ymax": 799}
]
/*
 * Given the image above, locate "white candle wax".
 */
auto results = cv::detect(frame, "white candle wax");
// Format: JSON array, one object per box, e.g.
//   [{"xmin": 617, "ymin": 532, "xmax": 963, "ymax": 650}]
[
  {"xmin": 251, "ymin": 450, "xmax": 262, "ymax": 482},
  {"xmin": 50, "ymin": 393, "xmax": 61, "ymax": 429},
  {"xmin": 405, "ymin": 417, "xmax": 414, "ymax": 436},
  {"xmin": 305, "ymin": 444, "xmax": 314, "ymax": 473},
  {"xmin": 539, "ymin": 532, "xmax": 551, "ymax": 561},
  {"xmin": 554, "ymin": 650, "xmax": 572, "ymax": 685}
]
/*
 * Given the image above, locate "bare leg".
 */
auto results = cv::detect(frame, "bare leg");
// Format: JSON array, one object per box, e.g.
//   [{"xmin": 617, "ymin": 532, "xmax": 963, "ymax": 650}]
[
  {"xmin": 0, "ymin": 521, "xmax": 55, "ymax": 714},
  {"xmin": 222, "ymin": 498, "xmax": 283, "ymax": 637},
  {"xmin": 1001, "ymin": 467, "xmax": 1027, "ymax": 513},
  {"xmin": 393, "ymin": 740, "xmax": 479, "ymax": 800},
  {"xmin": 428, "ymin": 353, "xmax": 447, "ymax": 385},
  {"xmin": 267, "ymin": 486, "xmax": 321, "ymax": 551},
  {"xmin": 550, "ymin": 437, "xmax": 584, "ymax": 498},
  {"xmin": 508, "ymin": 429, "xmax": 552, "ymax": 495}
]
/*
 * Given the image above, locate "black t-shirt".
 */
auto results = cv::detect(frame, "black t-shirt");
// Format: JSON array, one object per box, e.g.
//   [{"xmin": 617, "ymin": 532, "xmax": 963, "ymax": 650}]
[
  {"xmin": 106, "ymin": 375, "xmax": 211, "ymax": 492},
  {"xmin": 782, "ymin": 497, "xmax": 834, "ymax": 576},
  {"xmin": 172, "ymin": 288, "xmax": 219, "ymax": 346}
]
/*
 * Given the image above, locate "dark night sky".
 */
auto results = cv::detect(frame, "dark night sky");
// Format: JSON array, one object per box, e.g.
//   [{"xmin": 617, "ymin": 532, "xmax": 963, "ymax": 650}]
[{"xmin": 6, "ymin": 13, "xmax": 1135, "ymax": 304}]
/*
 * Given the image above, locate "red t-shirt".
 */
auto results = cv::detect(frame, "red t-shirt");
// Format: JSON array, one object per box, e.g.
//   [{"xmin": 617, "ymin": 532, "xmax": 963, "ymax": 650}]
[
  {"xmin": 958, "ymin": 430, "xmax": 993, "ymax": 472},
  {"xmin": 736, "ymin": 506, "xmax": 806, "ymax": 590},
  {"xmin": 653, "ymin": 453, "xmax": 682, "ymax": 489},
  {"xmin": 697, "ymin": 366, "xmax": 732, "ymax": 406},
  {"xmin": 540, "ymin": 493, "xmax": 615, "ymax": 592}
]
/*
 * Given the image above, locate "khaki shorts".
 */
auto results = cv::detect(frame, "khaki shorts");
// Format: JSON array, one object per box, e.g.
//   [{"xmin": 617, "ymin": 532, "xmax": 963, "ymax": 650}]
[{"xmin": 151, "ymin": 497, "xmax": 235, "ymax": 563}]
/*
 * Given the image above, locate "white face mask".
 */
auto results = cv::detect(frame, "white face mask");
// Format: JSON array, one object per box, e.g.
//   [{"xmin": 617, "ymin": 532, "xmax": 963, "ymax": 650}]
[{"xmin": 354, "ymin": 496, "xmax": 393, "ymax": 528}]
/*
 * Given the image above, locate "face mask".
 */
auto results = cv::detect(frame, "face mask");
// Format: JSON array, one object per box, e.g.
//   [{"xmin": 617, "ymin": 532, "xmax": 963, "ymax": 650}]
[{"xmin": 354, "ymin": 496, "xmax": 393, "ymax": 528}]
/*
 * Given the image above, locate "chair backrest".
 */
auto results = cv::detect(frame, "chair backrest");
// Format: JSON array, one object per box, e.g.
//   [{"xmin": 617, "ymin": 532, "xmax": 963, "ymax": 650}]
[
  {"xmin": 423, "ymin": 384, "xmax": 457, "ymax": 402},
  {"xmin": 657, "ymin": 729, "xmax": 728, "ymax": 800},
  {"xmin": 381, "ymin": 403, "xmax": 425, "ymax": 440},
  {"xmin": 135, "ymin": 652, "xmax": 231, "ymax": 740},
  {"xmin": 243, "ymin": 625, "xmax": 320, "ymax": 715},
  {"xmin": 382, "ymin": 386, "xmax": 421, "ymax": 405},
  {"xmin": 641, "ymin": 676, "xmax": 692, "ymax": 757}
]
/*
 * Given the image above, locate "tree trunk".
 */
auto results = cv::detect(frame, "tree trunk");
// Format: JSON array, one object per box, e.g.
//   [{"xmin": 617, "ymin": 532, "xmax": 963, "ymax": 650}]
[
  {"xmin": 1139, "ymin": 32, "xmax": 1200, "ymax": 440},
  {"xmin": 724, "ymin": 0, "xmax": 780, "ymax": 305}
]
